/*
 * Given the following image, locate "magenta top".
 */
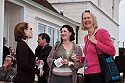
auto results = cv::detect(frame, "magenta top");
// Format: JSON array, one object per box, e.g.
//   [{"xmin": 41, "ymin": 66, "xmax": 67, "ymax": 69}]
[{"xmin": 83, "ymin": 28, "xmax": 116, "ymax": 74}]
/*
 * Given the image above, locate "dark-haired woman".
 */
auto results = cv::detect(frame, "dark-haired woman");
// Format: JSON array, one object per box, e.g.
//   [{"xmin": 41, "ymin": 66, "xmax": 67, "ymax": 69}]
[
  {"xmin": 13, "ymin": 22, "xmax": 43, "ymax": 83},
  {"xmin": 47, "ymin": 25, "xmax": 83, "ymax": 83}
]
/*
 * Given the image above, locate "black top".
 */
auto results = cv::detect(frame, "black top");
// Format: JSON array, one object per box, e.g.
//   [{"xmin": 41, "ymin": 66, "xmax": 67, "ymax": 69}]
[
  {"xmin": 35, "ymin": 44, "xmax": 52, "ymax": 74},
  {"xmin": 13, "ymin": 40, "xmax": 39, "ymax": 83},
  {"xmin": 0, "ymin": 67, "xmax": 16, "ymax": 82},
  {"xmin": 115, "ymin": 55, "xmax": 125, "ymax": 73},
  {"xmin": 3, "ymin": 46, "xmax": 10, "ymax": 63},
  {"xmin": 35, "ymin": 45, "xmax": 42, "ymax": 58}
]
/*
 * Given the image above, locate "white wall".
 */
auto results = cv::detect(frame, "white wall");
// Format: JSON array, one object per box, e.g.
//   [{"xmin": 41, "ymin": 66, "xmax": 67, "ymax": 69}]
[
  {"xmin": 5, "ymin": 2, "xmax": 23, "ymax": 50},
  {"xmin": 49, "ymin": 0, "xmax": 120, "ymax": 23},
  {"xmin": 89, "ymin": 4, "xmax": 119, "ymax": 55},
  {"xmin": 24, "ymin": 5, "xmax": 78, "ymax": 52},
  {"xmin": 92, "ymin": 0, "xmax": 120, "ymax": 23},
  {"xmin": 8, "ymin": 3, "xmax": 21, "ymax": 48},
  {"xmin": 0, "ymin": 0, "xmax": 4, "ymax": 66},
  {"xmin": 48, "ymin": 0, "xmax": 88, "ymax": 3},
  {"xmin": 5, "ymin": 0, "xmax": 119, "ymax": 56},
  {"xmin": 5, "ymin": 1, "xmax": 79, "ymax": 53},
  {"xmin": 47, "ymin": 2, "xmax": 88, "ymax": 22},
  {"xmin": 48, "ymin": 1, "xmax": 119, "ymax": 55},
  {"xmin": 43, "ymin": 2, "xmax": 88, "ymax": 47}
]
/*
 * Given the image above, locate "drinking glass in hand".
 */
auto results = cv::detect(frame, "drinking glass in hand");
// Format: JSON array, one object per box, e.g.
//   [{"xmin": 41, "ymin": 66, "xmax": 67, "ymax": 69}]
[
  {"xmin": 10, "ymin": 75, "xmax": 14, "ymax": 83},
  {"xmin": 80, "ymin": 56, "xmax": 85, "ymax": 63},
  {"xmin": 70, "ymin": 50, "xmax": 80, "ymax": 62}
]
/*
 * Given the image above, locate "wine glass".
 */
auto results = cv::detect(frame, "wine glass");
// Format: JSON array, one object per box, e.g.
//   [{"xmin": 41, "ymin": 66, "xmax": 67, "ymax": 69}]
[
  {"xmin": 9, "ymin": 75, "xmax": 14, "ymax": 83},
  {"xmin": 70, "ymin": 50, "xmax": 79, "ymax": 61},
  {"xmin": 71, "ymin": 54, "xmax": 76, "ymax": 60}
]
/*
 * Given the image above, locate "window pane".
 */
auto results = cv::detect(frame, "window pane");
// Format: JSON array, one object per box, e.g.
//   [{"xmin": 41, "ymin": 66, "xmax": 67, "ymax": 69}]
[
  {"xmin": 52, "ymin": 29, "xmax": 54, "ymax": 45},
  {"xmin": 38, "ymin": 23, "xmax": 46, "ymax": 34},
  {"xmin": 57, "ymin": 30, "xmax": 60, "ymax": 42},
  {"xmin": 48, "ymin": 27, "xmax": 55, "ymax": 46}
]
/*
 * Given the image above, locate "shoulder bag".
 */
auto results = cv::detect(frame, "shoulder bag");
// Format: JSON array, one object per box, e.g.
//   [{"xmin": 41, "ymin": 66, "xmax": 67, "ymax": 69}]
[{"xmin": 94, "ymin": 45, "xmax": 121, "ymax": 83}]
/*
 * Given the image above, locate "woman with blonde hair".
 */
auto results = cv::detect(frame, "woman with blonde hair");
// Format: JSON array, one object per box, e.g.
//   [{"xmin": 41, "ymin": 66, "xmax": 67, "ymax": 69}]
[{"xmin": 81, "ymin": 10, "xmax": 116, "ymax": 83}]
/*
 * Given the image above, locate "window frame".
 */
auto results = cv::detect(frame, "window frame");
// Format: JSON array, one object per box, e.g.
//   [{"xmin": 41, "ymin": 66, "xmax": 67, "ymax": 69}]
[{"xmin": 36, "ymin": 17, "xmax": 61, "ymax": 46}]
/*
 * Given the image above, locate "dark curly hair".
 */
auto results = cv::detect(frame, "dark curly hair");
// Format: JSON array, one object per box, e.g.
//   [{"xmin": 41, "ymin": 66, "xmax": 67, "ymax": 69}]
[{"xmin": 60, "ymin": 25, "xmax": 75, "ymax": 41}]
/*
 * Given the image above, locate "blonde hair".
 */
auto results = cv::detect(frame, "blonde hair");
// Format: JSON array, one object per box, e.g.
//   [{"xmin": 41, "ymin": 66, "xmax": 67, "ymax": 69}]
[
  {"xmin": 6, "ymin": 55, "xmax": 14, "ymax": 62},
  {"xmin": 81, "ymin": 10, "xmax": 98, "ymax": 30}
]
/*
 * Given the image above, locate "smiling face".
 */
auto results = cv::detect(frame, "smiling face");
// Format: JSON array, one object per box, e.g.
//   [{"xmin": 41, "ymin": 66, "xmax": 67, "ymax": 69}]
[
  {"xmin": 82, "ymin": 12, "xmax": 94, "ymax": 30},
  {"xmin": 37, "ymin": 35, "xmax": 45, "ymax": 47},
  {"xmin": 4, "ymin": 56, "xmax": 13, "ymax": 67},
  {"xmin": 60, "ymin": 27, "xmax": 72, "ymax": 41}
]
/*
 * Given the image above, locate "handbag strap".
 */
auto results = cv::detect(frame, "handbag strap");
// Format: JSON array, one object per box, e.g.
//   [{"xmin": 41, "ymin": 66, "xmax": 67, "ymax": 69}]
[
  {"xmin": 94, "ymin": 43, "xmax": 104, "ymax": 55},
  {"xmin": 53, "ymin": 41, "xmax": 61, "ymax": 59},
  {"xmin": 94, "ymin": 45, "xmax": 99, "ymax": 55},
  {"xmin": 49, "ymin": 41, "xmax": 61, "ymax": 70},
  {"xmin": 94, "ymin": 29, "xmax": 104, "ymax": 55}
]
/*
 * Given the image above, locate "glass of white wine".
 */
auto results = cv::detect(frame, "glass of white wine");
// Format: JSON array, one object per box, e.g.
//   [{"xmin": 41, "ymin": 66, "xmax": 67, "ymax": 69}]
[
  {"xmin": 9, "ymin": 75, "xmax": 14, "ymax": 83},
  {"xmin": 71, "ymin": 50, "xmax": 80, "ymax": 61}
]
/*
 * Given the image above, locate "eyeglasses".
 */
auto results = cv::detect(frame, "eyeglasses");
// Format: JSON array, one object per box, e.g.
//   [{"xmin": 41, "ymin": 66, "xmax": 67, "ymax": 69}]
[
  {"xmin": 30, "ymin": 28, "xmax": 32, "ymax": 30},
  {"xmin": 24, "ymin": 28, "xmax": 32, "ymax": 30}
]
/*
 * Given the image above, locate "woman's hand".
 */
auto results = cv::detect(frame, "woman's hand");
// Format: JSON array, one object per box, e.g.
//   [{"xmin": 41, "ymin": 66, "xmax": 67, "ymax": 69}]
[
  {"xmin": 75, "ymin": 55, "xmax": 80, "ymax": 62},
  {"xmin": 35, "ymin": 59, "xmax": 44, "ymax": 66},
  {"xmin": 39, "ymin": 60, "xmax": 44, "ymax": 64},
  {"xmin": 39, "ymin": 69, "xmax": 44, "ymax": 77},
  {"xmin": 89, "ymin": 35, "xmax": 97, "ymax": 44},
  {"xmin": 70, "ymin": 54, "xmax": 80, "ymax": 62},
  {"xmin": 61, "ymin": 59, "xmax": 69, "ymax": 65}
]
